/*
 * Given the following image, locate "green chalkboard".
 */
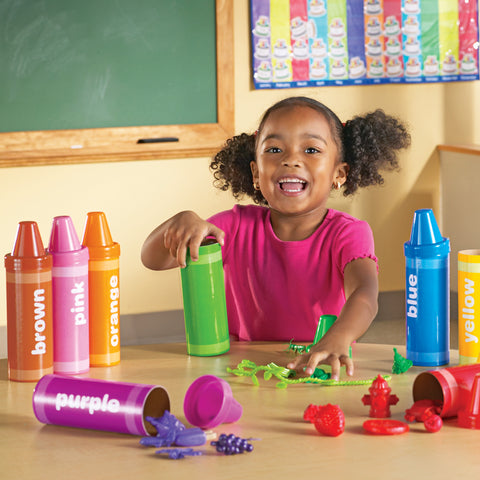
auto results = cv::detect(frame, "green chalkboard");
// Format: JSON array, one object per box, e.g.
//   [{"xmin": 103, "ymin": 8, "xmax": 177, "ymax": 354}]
[{"xmin": 0, "ymin": 0, "xmax": 217, "ymax": 132}]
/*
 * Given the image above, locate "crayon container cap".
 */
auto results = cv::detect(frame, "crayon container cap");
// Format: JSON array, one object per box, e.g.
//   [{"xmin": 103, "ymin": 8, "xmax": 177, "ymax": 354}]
[{"xmin": 183, "ymin": 375, "xmax": 242, "ymax": 429}]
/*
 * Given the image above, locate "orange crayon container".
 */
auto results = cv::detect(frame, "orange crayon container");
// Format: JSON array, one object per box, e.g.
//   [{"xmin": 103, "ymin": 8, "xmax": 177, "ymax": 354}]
[
  {"xmin": 82, "ymin": 212, "xmax": 120, "ymax": 366},
  {"xmin": 4, "ymin": 221, "xmax": 53, "ymax": 381}
]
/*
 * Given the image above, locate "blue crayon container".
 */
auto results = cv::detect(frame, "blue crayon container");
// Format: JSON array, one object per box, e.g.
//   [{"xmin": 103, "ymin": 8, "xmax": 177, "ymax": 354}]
[{"xmin": 404, "ymin": 209, "xmax": 450, "ymax": 366}]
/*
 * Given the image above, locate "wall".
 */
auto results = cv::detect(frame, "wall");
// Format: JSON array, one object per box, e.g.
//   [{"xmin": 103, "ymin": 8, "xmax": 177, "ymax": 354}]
[{"xmin": 0, "ymin": 1, "xmax": 479, "ymax": 357}]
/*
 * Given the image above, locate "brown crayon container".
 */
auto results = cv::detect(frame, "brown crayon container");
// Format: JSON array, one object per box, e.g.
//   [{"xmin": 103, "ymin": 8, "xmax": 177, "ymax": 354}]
[{"xmin": 5, "ymin": 221, "xmax": 53, "ymax": 382}]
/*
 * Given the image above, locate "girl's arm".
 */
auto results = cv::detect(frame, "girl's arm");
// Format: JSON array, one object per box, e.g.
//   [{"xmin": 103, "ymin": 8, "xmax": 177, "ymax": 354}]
[
  {"xmin": 287, "ymin": 257, "xmax": 378, "ymax": 380},
  {"xmin": 141, "ymin": 210, "xmax": 225, "ymax": 270}
]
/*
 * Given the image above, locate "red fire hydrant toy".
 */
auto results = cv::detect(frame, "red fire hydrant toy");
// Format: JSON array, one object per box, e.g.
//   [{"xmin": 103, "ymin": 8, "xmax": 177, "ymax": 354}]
[{"xmin": 362, "ymin": 374, "xmax": 399, "ymax": 418}]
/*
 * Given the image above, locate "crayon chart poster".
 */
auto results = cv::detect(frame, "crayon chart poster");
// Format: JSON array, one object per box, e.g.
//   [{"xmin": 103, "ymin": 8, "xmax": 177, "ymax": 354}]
[{"xmin": 251, "ymin": 0, "xmax": 479, "ymax": 88}]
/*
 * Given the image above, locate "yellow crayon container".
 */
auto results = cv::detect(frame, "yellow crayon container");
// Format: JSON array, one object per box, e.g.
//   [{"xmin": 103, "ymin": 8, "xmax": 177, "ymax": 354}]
[
  {"xmin": 458, "ymin": 250, "xmax": 480, "ymax": 364},
  {"xmin": 82, "ymin": 212, "xmax": 121, "ymax": 367}
]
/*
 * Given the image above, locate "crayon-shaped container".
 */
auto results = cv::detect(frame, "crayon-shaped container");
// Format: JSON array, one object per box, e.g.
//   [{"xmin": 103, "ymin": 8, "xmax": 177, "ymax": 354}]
[
  {"xmin": 404, "ymin": 209, "xmax": 450, "ymax": 366},
  {"xmin": 180, "ymin": 239, "xmax": 230, "ymax": 356},
  {"xmin": 457, "ymin": 250, "xmax": 480, "ymax": 364},
  {"xmin": 413, "ymin": 363, "xmax": 480, "ymax": 418},
  {"xmin": 82, "ymin": 212, "xmax": 121, "ymax": 367},
  {"xmin": 48, "ymin": 216, "xmax": 90, "ymax": 374},
  {"xmin": 4, "ymin": 222, "xmax": 53, "ymax": 382},
  {"xmin": 32, "ymin": 374, "xmax": 170, "ymax": 435}
]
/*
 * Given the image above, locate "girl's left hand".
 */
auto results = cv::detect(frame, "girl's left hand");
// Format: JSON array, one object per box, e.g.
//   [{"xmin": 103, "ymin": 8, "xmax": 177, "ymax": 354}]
[{"xmin": 286, "ymin": 335, "xmax": 353, "ymax": 381}]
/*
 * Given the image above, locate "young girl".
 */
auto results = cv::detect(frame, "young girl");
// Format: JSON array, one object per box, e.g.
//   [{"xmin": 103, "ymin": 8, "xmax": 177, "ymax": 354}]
[{"xmin": 142, "ymin": 96, "xmax": 410, "ymax": 380}]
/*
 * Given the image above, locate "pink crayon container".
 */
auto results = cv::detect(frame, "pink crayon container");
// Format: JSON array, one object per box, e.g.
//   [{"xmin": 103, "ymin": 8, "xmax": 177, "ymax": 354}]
[
  {"xmin": 48, "ymin": 216, "xmax": 90, "ymax": 375},
  {"xmin": 412, "ymin": 363, "xmax": 480, "ymax": 418},
  {"xmin": 33, "ymin": 374, "xmax": 170, "ymax": 435}
]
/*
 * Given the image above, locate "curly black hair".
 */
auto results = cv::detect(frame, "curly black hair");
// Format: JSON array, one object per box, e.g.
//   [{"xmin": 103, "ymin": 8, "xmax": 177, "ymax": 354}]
[{"xmin": 210, "ymin": 96, "xmax": 411, "ymax": 205}]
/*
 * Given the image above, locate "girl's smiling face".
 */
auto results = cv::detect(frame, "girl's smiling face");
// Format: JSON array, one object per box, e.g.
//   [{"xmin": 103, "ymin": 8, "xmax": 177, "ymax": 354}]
[{"xmin": 251, "ymin": 105, "xmax": 347, "ymax": 228}]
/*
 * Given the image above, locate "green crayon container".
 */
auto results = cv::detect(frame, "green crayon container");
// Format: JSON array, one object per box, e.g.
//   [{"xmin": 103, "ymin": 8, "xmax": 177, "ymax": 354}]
[{"xmin": 180, "ymin": 240, "xmax": 230, "ymax": 356}]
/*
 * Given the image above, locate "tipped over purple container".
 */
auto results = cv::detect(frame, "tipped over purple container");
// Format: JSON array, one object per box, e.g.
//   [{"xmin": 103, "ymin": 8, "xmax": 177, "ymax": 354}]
[{"xmin": 33, "ymin": 374, "xmax": 170, "ymax": 435}]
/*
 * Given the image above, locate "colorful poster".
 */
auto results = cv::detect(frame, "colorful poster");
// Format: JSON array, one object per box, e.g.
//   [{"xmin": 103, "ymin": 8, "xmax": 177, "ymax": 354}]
[{"xmin": 251, "ymin": 0, "xmax": 479, "ymax": 88}]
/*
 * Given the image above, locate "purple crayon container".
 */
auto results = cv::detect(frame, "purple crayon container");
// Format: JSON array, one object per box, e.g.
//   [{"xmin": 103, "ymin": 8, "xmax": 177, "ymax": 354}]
[{"xmin": 33, "ymin": 374, "xmax": 170, "ymax": 435}]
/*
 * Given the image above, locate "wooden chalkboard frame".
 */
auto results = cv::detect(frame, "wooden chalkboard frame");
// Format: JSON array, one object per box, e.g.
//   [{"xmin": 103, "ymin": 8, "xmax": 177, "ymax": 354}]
[{"xmin": 0, "ymin": 0, "xmax": 234, "ymax": 168}]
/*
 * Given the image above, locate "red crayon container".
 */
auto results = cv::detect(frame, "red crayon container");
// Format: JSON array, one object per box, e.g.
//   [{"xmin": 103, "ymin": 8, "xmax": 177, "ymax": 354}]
[
  {"xmin": 413, "ymin": 363, "xmax": 480, "ymax": 418},
  {"xmin": 4, "ymin": 222, "xmax": 53, "ymax": 382},
  {"xmin": 82, "ymin": 212, "xmax": 121, "ymax": 367}
]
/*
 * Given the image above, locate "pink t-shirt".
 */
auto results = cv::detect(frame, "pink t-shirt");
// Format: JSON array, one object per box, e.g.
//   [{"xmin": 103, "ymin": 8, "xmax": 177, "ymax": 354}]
[{"xmin": 208, "ymin": 205, "xmax": 377, "ymax": 342}]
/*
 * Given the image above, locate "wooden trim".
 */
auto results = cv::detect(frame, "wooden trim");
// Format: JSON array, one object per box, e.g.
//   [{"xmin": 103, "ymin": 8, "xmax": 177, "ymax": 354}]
[
  {"xmin": 437, "ymin": 144, "xmax": 480, "ymax": 156},
  {"xmin": 0, "ymin": 0, "xmax": 234, "ymax": 168}
]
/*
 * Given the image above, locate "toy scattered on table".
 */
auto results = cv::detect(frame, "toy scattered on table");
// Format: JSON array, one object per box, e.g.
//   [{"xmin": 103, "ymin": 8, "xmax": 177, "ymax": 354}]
[
  {"xmin": 423, "ymin": 414, "xmax": 443, "ymax": 433},
  {"xmin": 392, "ymin": 348, "xmax": 413, "ymax": 374},
  {"xmin": 155, "ymin": 448, "xmax": 202, "ymax": 460},
  {"xmin": 362, "ymin": 374, "xmax": 399, "ymax": 418},
  {"xmin": 5, "ymin": 221, "xmax": 53, "ymax": 382},
  {"xmin": 404, "ymin": 399, "xmax": 442, "ymax": 423},
  {"xmin": 404, "ymin": 209, "xmax": 450, "ymax": 367},
  {"xmin": 183, "ymin": 375, "xmax": 242, "ymax": 428},
  {"xmin": 140, "ymin": 412, "xmax": 207, "ymax": 448},
  {"xmin": 457, "ymin": 372, "xmax": 480, "ymax": 429},
  {"xmin": 304, "ymin": 404, "xmax": 345, "ymax": 437},
  {"xmin": 363, "ymin": 419, "xmax": 409, "ymax": 435},
  {"xmin": 211, "ymin": 433, "xmax": 255, "ymax": 455},
  {"xmin": 287, "ymin": 315, "xmax": 352, "ymax": 357},
  {"xmin": 227, "ymin": 360, "xmax": 390, "ymax": 389}
]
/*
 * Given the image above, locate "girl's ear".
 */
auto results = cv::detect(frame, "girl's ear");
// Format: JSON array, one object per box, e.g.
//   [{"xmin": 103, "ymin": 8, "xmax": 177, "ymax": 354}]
[
  {"xmin": 335, "ymin": 162, "xmax": 349, "ymax": 186},
  {"xmin": 250, "ymin": 161, "xmax": 259, "ymax": 183}
]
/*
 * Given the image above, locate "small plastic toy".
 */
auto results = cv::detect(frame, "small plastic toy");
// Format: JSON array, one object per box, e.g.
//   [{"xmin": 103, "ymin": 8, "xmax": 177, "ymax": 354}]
[
  {"xmin": 457, "ymin": 372, "xmax": 480, "ymax": 429},
  {"xmin": 404, "ymin": 399, "xmax": 443, "ymax": 433},
  {"xmin": 155, "ymin": 448, "xmax": 202, "ymax": 459},
  {"xmin": 227, "ymin": 359, "xmax": 391, "ymax": 389},
  {"xmin": 140, "ymin": 412, "xmax": 207, "ymax": 447},
  {"xmin": 363, "ymin": 419, "xmax": 409, "ymax": 435},
  {"xmin": 423, "ymin": 414, "xmax": 443, "ymax": 433},
  {"xmin": 392, "ymin": 347, "xmax": 413, "ymax": 374},
  {"xmin": 362, "ymin": 374, "xmax": 399, "ymax": 417},
  {"xmin": 211, "ymin": 433, "xmax": 255, "ymax": 455},
  {"xmin": 304, "ymin": 404, "xmax": 345, "ymax": 437},
  {"xmin": 404, "ymin": 399, "xmax": 442, "ymax": 422}
]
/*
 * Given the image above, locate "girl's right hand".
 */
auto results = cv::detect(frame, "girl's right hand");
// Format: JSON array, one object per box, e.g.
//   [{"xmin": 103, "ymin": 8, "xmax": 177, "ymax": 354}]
[{"xmin": 163, "ymin": 211, "xmax": 225, "ymax": 268}]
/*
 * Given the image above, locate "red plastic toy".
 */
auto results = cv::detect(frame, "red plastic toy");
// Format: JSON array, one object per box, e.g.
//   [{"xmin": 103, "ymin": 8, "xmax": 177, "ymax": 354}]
[
  {"xmin": 363, "ymin": 419, "xmax": 409, "ymax": 435},
  {"xmin": 404, "ymin": 399, "xmax": 443, "ymax": 433},
  {"xmin": 303, "ymin": 403, "xmax": 345, "ymax": 437},
  {"xmin": 362, "ymin": 375, "xmax": 399, "ymax": 418}
]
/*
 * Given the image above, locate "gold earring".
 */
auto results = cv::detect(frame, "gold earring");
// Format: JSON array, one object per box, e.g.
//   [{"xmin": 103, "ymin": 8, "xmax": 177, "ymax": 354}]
[
  {"xmin": 253, "ymin": 182, "xmax": 260, "ymax": 191},
  {"xmin": 336, "ymin": 182, "xmax": 342, "ymax": 190}
]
